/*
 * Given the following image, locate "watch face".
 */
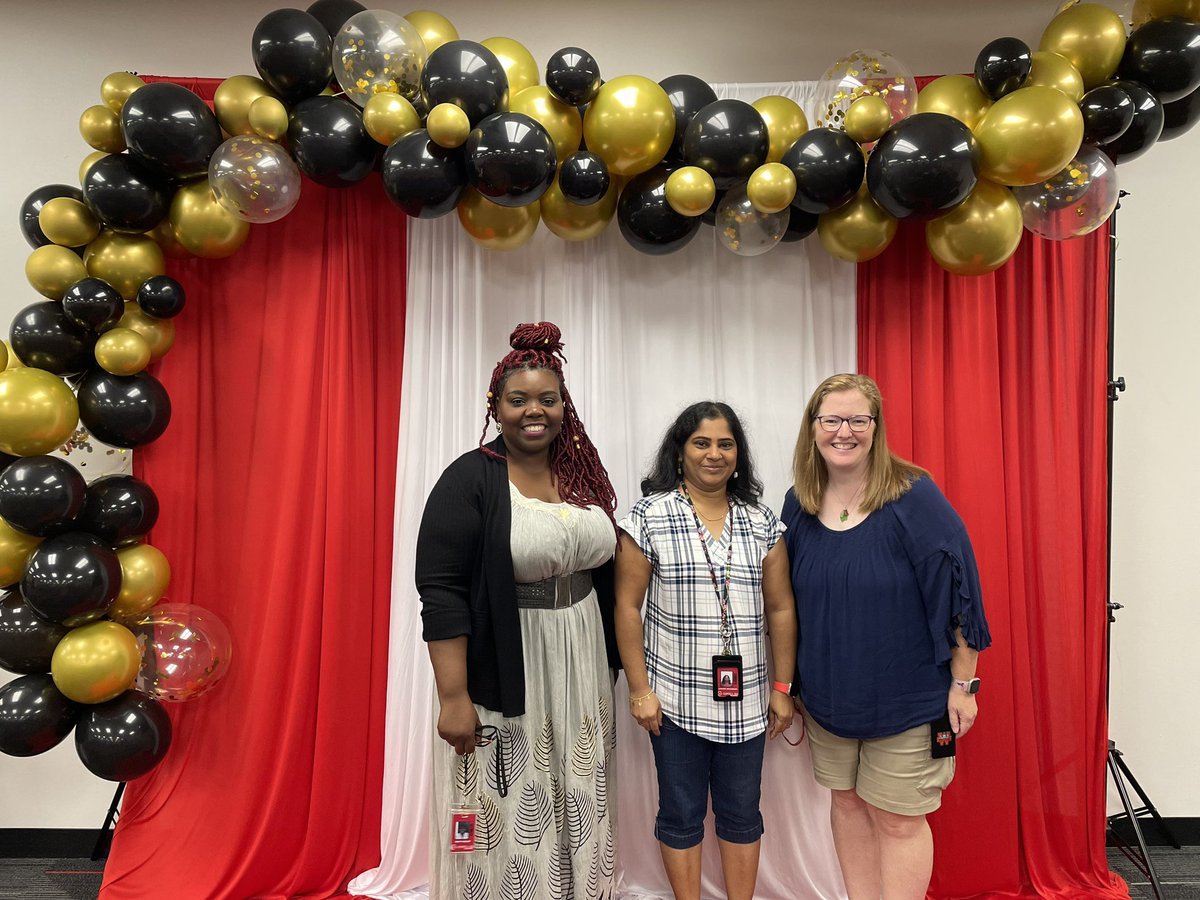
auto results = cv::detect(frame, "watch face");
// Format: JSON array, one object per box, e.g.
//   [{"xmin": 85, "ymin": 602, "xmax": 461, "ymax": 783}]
[{"xmin": 966, "ymin": 678, "xmax": 980, "ymax": 694}]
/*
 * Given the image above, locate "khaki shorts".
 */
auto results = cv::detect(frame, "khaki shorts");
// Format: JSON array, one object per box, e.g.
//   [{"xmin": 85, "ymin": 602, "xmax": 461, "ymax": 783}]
[{"xmin": 803, "ymin": 710, "xmax": 955, "ymax": 816}]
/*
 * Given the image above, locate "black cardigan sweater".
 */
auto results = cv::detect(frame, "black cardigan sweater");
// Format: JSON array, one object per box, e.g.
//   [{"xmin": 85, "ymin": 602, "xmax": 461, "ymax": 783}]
[{"xmin": 415, "ymin": 436, "xmax": 619, "ymax": 717}]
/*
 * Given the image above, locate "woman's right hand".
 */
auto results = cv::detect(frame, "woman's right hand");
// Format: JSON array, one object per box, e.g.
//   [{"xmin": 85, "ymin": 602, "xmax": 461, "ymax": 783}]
[
  {"xmin": 438, "ymin": 692, "xmax": 481, "ymax": 755},
  {"xmin": 630, "ymin": 690, "xmax": 662, "ymax": 736}
]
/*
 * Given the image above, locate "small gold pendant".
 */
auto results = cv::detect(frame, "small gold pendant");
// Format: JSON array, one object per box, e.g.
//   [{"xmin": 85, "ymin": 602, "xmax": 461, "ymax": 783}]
[{"xmin": 839, "ymin": 508, "xmax": 849, "ymax": 523}]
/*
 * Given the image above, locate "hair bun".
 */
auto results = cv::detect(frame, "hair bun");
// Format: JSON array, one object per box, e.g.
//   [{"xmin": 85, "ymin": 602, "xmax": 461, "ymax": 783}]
[{"xmin": 509, "ymin": 321, "xmax": 563, "ymax": 353}]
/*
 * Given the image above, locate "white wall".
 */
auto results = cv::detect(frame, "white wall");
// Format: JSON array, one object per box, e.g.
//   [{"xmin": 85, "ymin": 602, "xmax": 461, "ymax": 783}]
[{"xmin": 1, "ymin": 0, "xmax": 1195, "ymax": 829}]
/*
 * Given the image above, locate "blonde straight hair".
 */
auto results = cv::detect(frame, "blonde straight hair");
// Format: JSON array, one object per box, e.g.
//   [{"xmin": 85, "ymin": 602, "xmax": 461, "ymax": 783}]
[{"xmin": 792, "ymin": 373, "xmax": 928, "ymax": 515}]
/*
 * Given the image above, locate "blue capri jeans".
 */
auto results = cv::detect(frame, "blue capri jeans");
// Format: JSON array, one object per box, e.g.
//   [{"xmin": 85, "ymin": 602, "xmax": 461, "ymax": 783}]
[{"xmin": 648, "ymin": 714, "xmax": 767, "ymax": 849}]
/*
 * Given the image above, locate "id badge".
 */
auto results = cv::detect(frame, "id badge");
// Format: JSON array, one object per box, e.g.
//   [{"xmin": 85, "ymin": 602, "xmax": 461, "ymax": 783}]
[
  {"xmin": 711, "ymin": 654, "xmax": 743, "ymax": 702},
  {"xmin": 929, "ymin": 710, "xmax": 957, "ymax": 759},
  {"xmin": 449, "ymin": 807, "xmax": 478, "ymax": 853}
]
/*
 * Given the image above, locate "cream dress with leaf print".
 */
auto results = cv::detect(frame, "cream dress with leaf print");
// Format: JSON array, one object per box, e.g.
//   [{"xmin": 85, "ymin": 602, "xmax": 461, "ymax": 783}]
[{"xmin": 430, "ymin": 483, "xmax": 617, "ymax": 900}]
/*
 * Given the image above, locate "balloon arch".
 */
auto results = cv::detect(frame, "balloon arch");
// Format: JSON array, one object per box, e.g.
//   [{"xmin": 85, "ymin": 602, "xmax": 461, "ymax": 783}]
[{"xmin": 1, "ymin": 0, "xmax": 1198, "ymax": 780}]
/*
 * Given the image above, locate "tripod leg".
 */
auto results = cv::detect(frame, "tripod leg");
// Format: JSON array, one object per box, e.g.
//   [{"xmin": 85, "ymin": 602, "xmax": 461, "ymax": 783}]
[
  {"xmin": 90, "ymin": 782, "xmax": 126, "ymax": 862},
  {"xmin": 1113, "ymin": 750, "xmax": 1182, "ymax": 850},
  {"xmin": 1108, "ymin": 749, "xmax": 1164, "ymax": 900}
]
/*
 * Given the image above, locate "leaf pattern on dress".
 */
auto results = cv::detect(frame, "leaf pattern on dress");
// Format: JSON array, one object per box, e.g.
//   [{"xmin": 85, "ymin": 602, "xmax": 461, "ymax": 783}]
[
  {"xmin": 594, "ymin": 759, "xmax": 608, "ymax": 824},
  {"xmin": 513, "ymin": 781, "xmax": 552, "ymax": 849},
  {"xmin": 488, "ymin": 722, "xmax": 531, "ymax": 791},
  {"xmin": 499, "ymin": 854, "xmax": 538, "ymax": 900},
  {"xmin": 547, "ymin": 841, "xmax": 575, "ymax": 900},
  {"xmin": 586, "ymin": 844, "xmax": 600, "ymax": 898},
  {"xmin": 598, "ymin": 693, "xmax": 615, "ymax": 760},
  {"xmin": 477, "ymin": 793, "xmax": 503, "ymax": 853},
  {"xmin": 566, "ymin": 788, "xmax": 595, "ymax": 855},
  {"xmin": 570, "ymin": 715, "xmax": 597, "ymax": 777},
  {"xmin": 464, "ymin": 863, "xmax": 492, "ymax": 900},
  {"xmin": 599, "ymin": 825, "xmax": 615, "ymax": 882},
  {"xmin": 551, "ymin": 773, "xmax": 566, "ymax": 835},
  {"xmin": 456, "ymin": 752, "xmax": 480, "ymax": 803},
  {"xmin": 533, "ymin": 715, "xmax": 554, "ymax": 774}
]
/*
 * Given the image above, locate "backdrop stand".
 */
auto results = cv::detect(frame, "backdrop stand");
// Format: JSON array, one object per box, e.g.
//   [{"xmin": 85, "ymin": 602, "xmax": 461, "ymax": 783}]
[{"xmin": 90, "ymin": 781, "xmax": 125, "ymax": 861}]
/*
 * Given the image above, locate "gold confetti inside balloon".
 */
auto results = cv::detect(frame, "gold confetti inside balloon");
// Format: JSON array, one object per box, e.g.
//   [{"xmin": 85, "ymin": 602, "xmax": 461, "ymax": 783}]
[
  {"xmin": 0, "ymin": 367, "xmax": 80, "ymax": 457},
  {"xmin": 917, "ymin": 75, "xmax": 993, "ymax": 130},
  {"xmin": 1010, "ymin": 145, "xmax": 1118, "ymax": 239},
  {"xmin": 334, "ymin": 9, "xmax": 426, "ymax": 105},
  {"xmin": 25, "ymin": 245, "xmax": 87, "ymax": 299},
  {"xmin": 108, "ymin": 544, "xmax": 171, "ymax": 624},
  {"xmin": 363, "ymin": 92, "xmax": 421, "ymax": 145},
  {"xmin": 817, "ymin": 185, "xmax": 898, "ymax": 262},
  {"xmin": 100, "ymin": 72, "xmax": 145, "ymax": 114},
  {"xmin": 814, "ymin": 49, "xmax": 917, "ymax": 133},
  {"xmin": 52, "ymin": 621, "xmax": 140, "ymax": 704},
  {"xmin": 747, "ymin": 163, "xmax": 797, "ymax": 214},
  {"xmin": 427, "ymin": 102, "xmax": 472, "ymax": 149},
  {"xmin": 214, "ymin": 75, "xmax": 279, "ymax": 137},
  {"xmin": 751, "ymin": 95, "xmax": 809, "ymax": 164},
  {"xmin": 79, "ymin": 105, "xmax": 126, "ymax": 154},
  {"xmin": 844, "ymin": 95, "xmax": 893, "ymax": 144},
  {"xmin": 404, "ymin": 10, "xmax": 459, "ymax": 55},
  {"xmin": 1040, "ymin": 3, "xmax": 1128, "ymax": 89},
  {"xmin": 0, "ymin": 518, "xmax": 42, "ymax": 587},
  {"xmin": 95, "ymin": 327, "xmax": 152, "ymax": 376},
  {"xmin": 248, "ymin": 96, "xmax": 289, "ymax": 141},
  {"xmin": 130, "ymin": 604, "xmax": 233, "ymax": 702},
  {"xmin": 482, "ymin": 37, "xmax": 540, "ymax": 96},
  {"xmin": 975, "ymin": 85, "xmax": 1085, "ymax": 186},
  {"xmin": 665, "ymin": 166, "xmax": 716, "ymax": 217},
  {"xmin": 458, "ymin": 189, "xmax": 540, "ymax": 250},
  {"xmin": 926, "ymin": 179, "xmax": 1024, "ymax": 275},
  {"xmin": 209, "ymin": 135, "xmax": 303, "ymax": 224},
  {"xmin": 716, "ymin": 184, "xmax": 790, "ymax": 256},
  {"xmin": 85, "ymin": 231, "xmax": 166, "ymax": 299},
  {"xmin": 39, "ymin": 198, "xmax": 100, "ymax": 248},
  {"xmin": 583, "ymin": 76, "xmax": 675, "ymax": 177},
  {"xmin": 1026, "ymin": 50, "xmax": 1085, "ymax": 104},
  {"xmin": 169, "ymin": 181, "xmax": 251, "ymax": 260},
  {"xmin": 540, "ymin": 176, "xmax": 617, "ymax": 240},
  {"xmin": 509, "ymin": 86, "xmax": 583, "ymax": 162}
]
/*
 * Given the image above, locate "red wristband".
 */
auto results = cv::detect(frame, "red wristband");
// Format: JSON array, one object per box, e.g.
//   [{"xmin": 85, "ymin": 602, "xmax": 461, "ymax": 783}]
[{"xmin": 772, "ymin": 681, "xmax": 791, "ymax": 694}]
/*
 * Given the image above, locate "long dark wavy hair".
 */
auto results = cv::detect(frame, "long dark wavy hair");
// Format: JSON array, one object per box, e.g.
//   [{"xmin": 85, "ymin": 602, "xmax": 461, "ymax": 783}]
[{"xmin": 640, "ymin": 401, "xmax": 764, "ymax": 504}]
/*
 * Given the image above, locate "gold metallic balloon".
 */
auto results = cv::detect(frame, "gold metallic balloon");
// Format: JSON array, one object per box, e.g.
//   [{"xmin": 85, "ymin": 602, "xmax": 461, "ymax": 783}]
[
  {"xmin": 1132, "ymin": 0, "xmax": 1200, "ymax": 25},
  {"xmin": 1039, "ymin": 4, "xmax": 1128, "ymax": 89},
  {"xmin": 86, "ymin": 231, "xmax": 166, "ymax": 300},
  {"xmin": 975, "ymin": 85, "xmax": 1085, "ymax": 186},
  {"xmin": 751, "ymin": 95, "xmax": 809, "ymax": 164},
  {"xmin": 540, "ymin": 176, "xmax": 617, "ymax": 240},
  {"xmin": 118, "ymin": 303, "xmax": 175, "ymax": 361},
  {"xmin": 747, "ymin": 163, "xmax": 797, "ymax": 214},
  {"xmin": 249, "ymin": 96, "xmax": 289, "ymax": 141},
  {"xmin": 844, "ymin": 95, "xmax": 893, "ymax": 144},
  {"xmin": 363, "ymin": 92, "xmax": 421, "ymax": 145},
  {"xmin": 95, "ymin": 327, "xmax": 152, "ymax": 376},
  {"xmin": 0, "ymin": 342, "xmax": 6, "ymax": 372},
  {"xmin": 79, "ymin": 104, "xmax": 126, "ymax": 154},
  {"xmin": 51, "ymin": 621, "xmax": 140, "ymax": 704},
  {"xmin": 509, "ymin": 86, "xmax": 583, "ymax": 162},
  {"xmin": 215, "ymin": 75, "xmax": 279, "ymax": 137},
  {"xmin": 918, "ymin": 75, "xmax": 993, "ymax": 131},
  {"xmin": 79, "ymin": 151, "xmax": 109, "ymax": 187},
  {"xmin": 39, "ymin": 198, "xmax": 100, "ymax": 248},
  {"xmin": 582, "ymin": 75, "xmax": 675, "ymax": 177},
  {"xmin": 458, "ymin": 189, "xmax": 540, "ymax": 250},
  {"xmin": 0, "ymin": 367, "xmax": 80, "ymax": 457},
  {"xmin": 817, "ymin": 185, "xmax": 898, "ymax": 263},
  {"xmin": 482, "ymin": 37, "xmax": 540, "ymax": 97},
  {"xmin": 2, "ymin": 340, "xmax": 23, "ymax": 370},
  {"xmin": 926, "ymin": 179, "xmax": 1024, "ymax": 276},
  {"xmin": 1026, "ymin": 51, "xmax": 1085, "ymax": 104},
  {"xmin": 100, "ymin": 72, "xmax": 145, "ymax": 114},
  {"xmin": 427, "ymin": 102, "xmax": 472, "ymax": 149},
  {"xmin": 25, "ymin": 245, "xmax": 88, "ymax": 299},
  {"xmin": 170, "ymin": 180, "xmax": 251, "ymax": 259},
  {"xmin": 0, "ymin": 517, "xmax": 42, "ymax": 586},
  {"xmin": 108, "ymin": 544, "xmax": 171, "ymax": 624},
  {"xmin": 404, "ymin": 10, "xmax": 459, "ymax": 55},
  {"xmin": 665, "ymin": 166, "xmax": 717, "ymax": 217},
  {"xmin": 146, "ymin": 217, "xmax": 193, "ymax": 260}
]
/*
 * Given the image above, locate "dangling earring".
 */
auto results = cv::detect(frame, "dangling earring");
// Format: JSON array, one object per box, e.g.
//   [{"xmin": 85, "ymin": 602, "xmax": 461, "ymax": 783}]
[
  {"xmin": 676, "ymin": 459, "xmax": 682, "ymax": 477},
  {"xmin": 496, "ymin": 422, "xmax": 502, "ymax": 435},
  {"xmin": 733, "ymin": 470, "xmax": 739, "ymax": 479}
]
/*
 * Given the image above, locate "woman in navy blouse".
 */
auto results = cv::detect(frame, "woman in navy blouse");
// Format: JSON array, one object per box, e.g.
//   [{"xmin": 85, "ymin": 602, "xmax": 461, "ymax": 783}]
[{"xmin": 782, "ymin": 374, "xmax": 991, "ymax": 900}]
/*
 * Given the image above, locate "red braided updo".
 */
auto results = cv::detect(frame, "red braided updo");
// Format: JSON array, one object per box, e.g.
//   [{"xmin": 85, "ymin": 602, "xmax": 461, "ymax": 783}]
[{"xmin": 479, "ymin": 322, "xmax": 617, "ymax": 523}]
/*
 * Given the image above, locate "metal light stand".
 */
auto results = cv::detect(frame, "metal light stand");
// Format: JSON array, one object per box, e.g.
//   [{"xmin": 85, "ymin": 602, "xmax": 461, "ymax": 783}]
[
  {"xmin": 90, "ymin": 781, "xmax": 126, "ymax": 861},
  {"xmin": 1104, "ymin": 199, "xmax": 1180, "ymax": 900}
]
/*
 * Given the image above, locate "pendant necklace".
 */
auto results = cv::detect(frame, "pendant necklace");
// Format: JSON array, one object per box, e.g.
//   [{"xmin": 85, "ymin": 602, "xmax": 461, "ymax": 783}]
[{"xmin": 829, "ymin": 480, "xmax": 864, "ymax": 524}]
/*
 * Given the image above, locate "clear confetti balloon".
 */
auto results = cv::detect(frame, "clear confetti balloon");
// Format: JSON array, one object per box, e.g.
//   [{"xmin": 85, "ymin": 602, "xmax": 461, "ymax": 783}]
[
  {"xmin": 814, "ymin": 49, "xmax": 917, "ymax": 132},
  {"xmin": 334, "ymin": 10, "xmax": 426, "ymax": 105},
  {"xmin": 1011, "ymin": 145, "xmax": 1119, "ymax": 239},
  {"xmin": 716, "ymin": 184, "xmax": 790, "ymax": 256},
  {"xmin": 131, "ymin": 603, "xmax": 233, "ymax": 702},
  {"xmin": 209, "ymin": 135, "xmax": 302, "ymax": 224}
]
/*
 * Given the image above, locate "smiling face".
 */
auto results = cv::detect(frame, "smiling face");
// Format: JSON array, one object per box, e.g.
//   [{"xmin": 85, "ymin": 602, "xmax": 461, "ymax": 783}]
[
  {"xmin": 815, "ymin": 388, "xmax": 875, "ymax": 478},
  {"xmin": 680, "ymin": 416, "xmax": 737, "ymax": 494},
  {"xmin": 496, "ymin": 367, "xmax": 564, "ymax": 458}
]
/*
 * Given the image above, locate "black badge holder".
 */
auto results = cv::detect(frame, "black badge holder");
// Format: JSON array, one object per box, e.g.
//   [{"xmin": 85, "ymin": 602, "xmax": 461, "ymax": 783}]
[{"xmin": 929, "ymin": 709, "xmax": 957, "ymax": 759}]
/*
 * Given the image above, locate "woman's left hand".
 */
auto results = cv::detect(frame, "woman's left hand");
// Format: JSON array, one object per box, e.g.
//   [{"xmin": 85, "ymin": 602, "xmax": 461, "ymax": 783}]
[
  {"xmin": 767, "ymin": 689, "xmax": 794, "ymax": 738},
  {"xmin": 948, "ymin": 688, "xmax": 978, "ymax": 738}
]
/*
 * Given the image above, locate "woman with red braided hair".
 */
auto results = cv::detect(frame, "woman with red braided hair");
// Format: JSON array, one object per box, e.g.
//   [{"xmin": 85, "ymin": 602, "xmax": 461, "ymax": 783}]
[{"xmin": 416, "ymin": 322, "xmax": 621, "ymax": 899}]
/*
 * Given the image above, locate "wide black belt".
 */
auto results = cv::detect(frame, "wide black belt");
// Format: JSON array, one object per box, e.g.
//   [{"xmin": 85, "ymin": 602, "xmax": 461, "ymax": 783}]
[{"xmin": 514, "ymin": 571, "xmax": 593, "ymax": 609}]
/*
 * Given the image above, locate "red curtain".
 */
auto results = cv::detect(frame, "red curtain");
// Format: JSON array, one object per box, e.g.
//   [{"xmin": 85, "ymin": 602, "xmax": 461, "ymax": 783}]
[
  {"xmin": 99, "ymin": 79, "xmax": 405, "ymax": 900},
  {"xmin": 858, "ymin": 221, "xmax": 1125, "ymax": 899}
]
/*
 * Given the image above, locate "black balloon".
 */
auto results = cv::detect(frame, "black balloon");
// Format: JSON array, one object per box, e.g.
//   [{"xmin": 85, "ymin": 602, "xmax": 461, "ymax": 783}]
[
  {"xmin": 136, "ymin": 275, "xmax": 186, "ymax": 320},
  {"xmin": 1160, "ymin": 83, "xmax": 1200, "ymax": 140},
  {"xmin": 422, "ymin": 41, "xmax": 508, "ymax": 126},
  {"xmin": 252, "ymin": 8, "xmax": 333, "ymax": 104},
  {"xmin": 81, "ymin": 153, "xmax": 171, "ymax": 234},
  {"xmin": 617, "ymin": 167, "xmax": 702, "ymax": 255},
  {"xmin": 1081, "ymin": 85, "xmax": 1135, "ymax": 145},
  {"xmin": 121, "ymin": 83, "xmax": 223, "ymax": 180},
  {"xmin": 558, "ymin": 152, "xmax": 610, "ymax": 205},
  {"xmin": 19, "ymin": 185, "xmax": 86, "ymax": 249},
  {"xmin": 62, "ymin": 278, "xmax": 124, "ymax": 332},
  {"xmin": 306, "ymin": 0, "xmax": 365, "ymax": 38},
  {"xmin": 660, "ymin": 74, "xmax": 719, "ymax": 163},
  {"xmin": 974, "ymin": 37, "xmax": 1032, "ymax": 100},
  {"xmin": 381, "ymin": 130, "xmax": 469, "ymax": 218},
  {"xmin": 0, "ymin": 456, "xmax": 85, "ymax": 538},
  {"xmin": 75, "ymin": 691, "xmax": 172, "ymax": 781},
  {"xmin": 683, "ymin": 99, "xmax": 769, "ymax": 189},
  {"xmin": 866, "ymin": 113, "xmax": 979, "ymax": 220},
  {"xmin": 783, "ymin": 128, "xmax": 866, "ymax": 214},
  {"xmin": 20, "ymin": 532, "xmax": 120, "ymax": 626},
  {"xmin": 1119, "ymin": 16, "xmax": 1200, "ymax": 103},
  {"xmin": 0, "ymin": 674, "xmax": 80, "ymax": 757},
  {"xmin": 78, "ymin": 475, "xmax": 159, "ymax": 545},
  {"xmin": 76, "ymin": 370, "xmax": 172, "ymax": 449},
  {"xmin": 779, "ymin": 207, "xmax": 820, "ymax": 243},
  {"xmin": 9, "ymin": 301, "xmax": 96, "ymax": 376},
  {"xmin": 1101, "ymin": 80, "xmax": 1165, "ymax": 163},
  {"xmin": 288, "ymin": 96, "xmax": 380, "ymax": 188},
  {"xmin": 0, "ymin": 591, "xmax": 69, "ymax": 675},
  {"xmin": 466, "ymin": 113, "xmax": 557, "ymax": 207},
  {"xmin": 545, "ymin": 47, "xmax": 602, "ymax": 107}
]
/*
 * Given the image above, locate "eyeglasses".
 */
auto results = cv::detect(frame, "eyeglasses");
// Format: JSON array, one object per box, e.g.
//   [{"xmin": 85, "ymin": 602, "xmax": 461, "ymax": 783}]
[{"xmin": 813, "ymin": 415, "xmax": 876, "ymax": 433}]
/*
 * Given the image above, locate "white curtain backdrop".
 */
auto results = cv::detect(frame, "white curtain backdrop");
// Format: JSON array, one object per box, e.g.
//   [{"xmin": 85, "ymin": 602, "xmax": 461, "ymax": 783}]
[{"xmin": 350, "ymin": 81, "xmax": 856, "ymax": 900}]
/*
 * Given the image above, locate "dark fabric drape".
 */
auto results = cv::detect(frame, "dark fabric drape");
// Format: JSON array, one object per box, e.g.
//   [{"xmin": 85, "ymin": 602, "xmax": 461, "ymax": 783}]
[
  {"xmin": 99, "ymin": 78, "xmax": 406, "ymax": 900},
  {"xmin": 858, "ymin": 220, "xmax": 1126, "ymax": 899}
]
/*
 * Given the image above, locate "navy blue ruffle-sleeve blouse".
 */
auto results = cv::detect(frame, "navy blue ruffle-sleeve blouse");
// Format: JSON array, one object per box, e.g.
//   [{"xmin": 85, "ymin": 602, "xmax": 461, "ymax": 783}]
[{"xmin": 781, "ymin": 476, "xmax": 991, "ymax": 740}]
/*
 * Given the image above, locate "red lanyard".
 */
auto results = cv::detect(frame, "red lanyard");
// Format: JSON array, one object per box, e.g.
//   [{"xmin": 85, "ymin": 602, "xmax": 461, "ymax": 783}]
[{"xmin": 679, "ymin": 482, "xmax": 734, "ymax": 654}]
